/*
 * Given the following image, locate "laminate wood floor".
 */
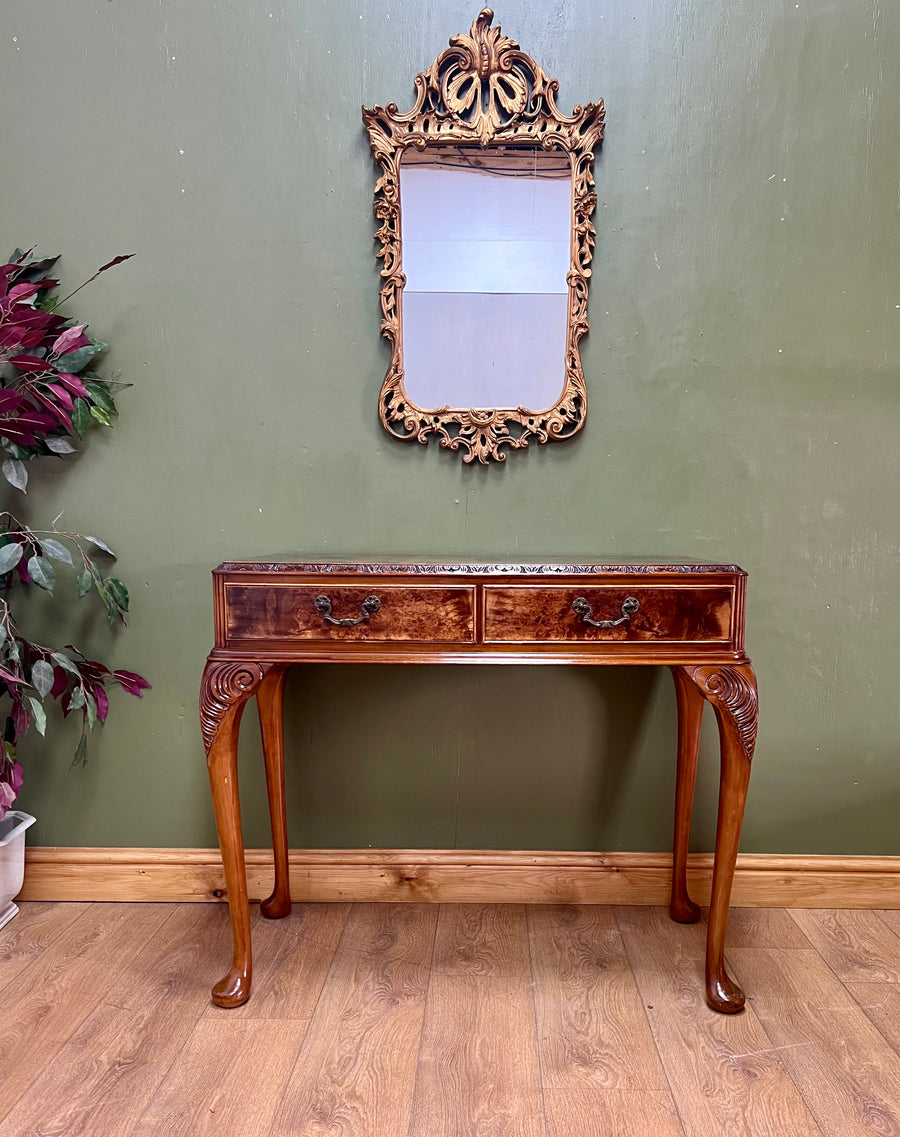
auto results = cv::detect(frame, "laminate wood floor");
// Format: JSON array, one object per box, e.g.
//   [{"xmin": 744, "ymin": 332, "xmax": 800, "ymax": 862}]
[{"xmin": 2, "ymin": 902, "xmax": 900, "ymax": 1136}]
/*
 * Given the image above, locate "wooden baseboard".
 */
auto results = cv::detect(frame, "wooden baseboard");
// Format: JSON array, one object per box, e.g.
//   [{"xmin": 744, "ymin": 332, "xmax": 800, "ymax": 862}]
[{"xmin": 19, "ymin": 847, "xmax": 900, "ymax": 908}]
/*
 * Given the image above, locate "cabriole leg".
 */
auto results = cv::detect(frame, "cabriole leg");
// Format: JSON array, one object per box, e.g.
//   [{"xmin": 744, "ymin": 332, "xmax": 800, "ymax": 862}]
[
  {"xmin": 685, "ymin": 663, "xmax": 758, "ymax": 1013},
  {"xmin": 200, "ymin": 659, "xmax": 272, "ymax": 1008},
  {"xmin": 257, "ymin": 664, "xmax": 291, "ymax": 919},
  {"xmin": 670, "ymin": 666, "xmax": 704, "ymax": 923}
]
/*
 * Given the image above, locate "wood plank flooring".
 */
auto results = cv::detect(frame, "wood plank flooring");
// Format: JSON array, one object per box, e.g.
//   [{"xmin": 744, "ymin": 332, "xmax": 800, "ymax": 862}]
[{"xmin": 1, "ymin": 902, "xmax": 900, "ymax": 1136}]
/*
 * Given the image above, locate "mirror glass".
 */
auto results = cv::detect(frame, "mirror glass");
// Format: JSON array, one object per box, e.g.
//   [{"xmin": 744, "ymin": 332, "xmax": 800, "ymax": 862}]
[{"xmin": 399, "ymin": 146, "xmax": 572, "ymax": 412}]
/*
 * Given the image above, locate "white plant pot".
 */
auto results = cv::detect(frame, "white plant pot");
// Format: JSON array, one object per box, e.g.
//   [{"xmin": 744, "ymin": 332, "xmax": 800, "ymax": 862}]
[{"xmin": 0, "ymin": 811, "xmax": 36, "ymax": 930}]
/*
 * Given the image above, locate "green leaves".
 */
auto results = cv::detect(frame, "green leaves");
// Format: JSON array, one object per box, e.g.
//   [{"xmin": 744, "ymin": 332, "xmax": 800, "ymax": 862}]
[
  {"xmin": 96, "ymin": 580, "xmax": 117, "ymax": 623},
  {"xmin": 71, "ymin": 734, "xmax": 88, "ymax": 769},
  {"xmin": 84, "ymin": 691, "xmax": 97, "ymax": 731},
  {"xmin": 94, "ymin": 578, "xmax": 118, "ymax": 624},
  {"xmin": 35, "ymin": 292, "xmax": 58, "ymax": 314},
  {"xmin": 51, "ymin": 652, "xmax": 80, "ymax": 676},
  {"xmin": 55, "ymin": 342, "xmax": 101, "ymax": 374},
  {"xmin": 45, "ymin": 436, "xmax": 77, "ymax": 455},
  {"xmin": 28, "ymin": 659, "xmax": 51, "ymax": 737},
  {"xmin": 31, "ymin": 660, "xmax": 54, "ymax": 698},
  {"xmin": 0, "ymin": 543, "xmax": 24, "ymax": 575},
  {"xmin": 71, "ymin": 398, "xmax": 91, "ymax": 437},
  {"xmin": 26, "ymin": 697, "xmax": 46, "ymax": 736},
  {"xmin": 86, "ymin": 535, "xmax": 116, "ymax": 557},
  {"xmin": 27, "ymin": 555, "xmax": 55, "ymax": 593},
  {"xmin": 106, "ymin": 577, "xmax": 129, "ymax": 613},
  {"xmin": 2, "ymin": 458, "xmax": 28, "ymax": 493},
  {"xmin": 84, "ymin": 380, "xmax": 117, "ymax": 416},
  {"xmin": 41, "ymin": 538, "xmax": 72, "ymax": 565},
  {"xmin": 0, "ymin": 515, "xmax": 126, "ymax": 624},
  {"xmin": 83, "ymin": 562, "xmax": 128, "ymax": 624},
  {"xmin": 73, "ymin": 553, "xmax": 127, "ymax": 623}
]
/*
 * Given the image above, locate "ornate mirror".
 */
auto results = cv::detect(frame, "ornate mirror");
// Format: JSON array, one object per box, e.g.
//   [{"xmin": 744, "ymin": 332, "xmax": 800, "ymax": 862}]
[{"xmin": 363, "ymin": 8, "xmax": 604, "ymax": 464}]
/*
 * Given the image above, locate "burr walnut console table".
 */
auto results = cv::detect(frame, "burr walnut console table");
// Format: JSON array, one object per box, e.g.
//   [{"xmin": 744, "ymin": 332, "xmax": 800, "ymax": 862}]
[{"xmin": 200, "ymin": 560, "xmax": 758, "ymax": 1014}]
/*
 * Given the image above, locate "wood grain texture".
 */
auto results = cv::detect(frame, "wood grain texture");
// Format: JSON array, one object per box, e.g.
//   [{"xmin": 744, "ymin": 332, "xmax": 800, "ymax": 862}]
[
  {"xmin": 202, "ymin": 660, "xmax": 260, "ymax": 1008},
  {"xmin": 0, "ymin": 901, "xmax": 89, "ymax": 993},
  {"xmin": 528, "ymin": 905, "xmax": 669, "ymax": 1091},
  {"xmin": 683, "ymin": 661, "xmax": 757, "ymax": 1012},
  {"xmin": 876, "ymin": 910, "xmax": 900, "ymax": 939},
  {"xmin": 130, "ymin": 1018, "xmax": 308, "ymax": 1137},
  {"xmin": 203, "ymin": 902, "xmax": 348, "ymax": 1021},
  {"xmin": 670, "ymin": 667, "xmax": 704, "ymax": 923},
  {"xmin": 206, "ymin": 562, "xmax": 754, "ymax": 1009},
  {"xmin": 718, "ymin": 906, "xmax": 814, "ymax": 948},
  {"xmin": 790, "ymin": 909, "xmax": 900, "ymax": 984},
  {"xmin": 408, "ymin": 904, "xmax": 544, "ymax": 1137},
  {"xmin": 0, "ymin": 903, "xmax": 169, "ymax": 1115},
  {"xmin": 224, "ymin": 583, "xmax": 476, "ymax": 643},
  {"xmin": 257, "ymin": 663, "xmax": 291, "ymax": 919},
  {"xmin": 4, "ymin": 902, "xmax": 900, "ymax": 1136},
  {"xmin": 615, "ymin": 906, "xmax": 822, "ymax": 1137},
  {"xmin": 844, "ymin": 983, "xmax": 900, "ymax": 1057},
  {"xmin": 272, "ymin": 903, "xmax": 436, "ymax": 1137},
  {"xmin": 211, "ymin": 566, "xmax": 749, "ymax": 665},
  {"xmin": 484, "ymin": 585, "xmax": 733, "ymax": 643},
  {"xmin": 0, "ymin": 905, "xmax": 231, "ymax": 1137},
  {"xmin": 528, "ymin": 905, "xmax": 684, "ymax": 1137},
  {"xmin": 20, "ymin": 847, "xmax": 900, "ymax": 906},
  {"xmin": 727, "ymin": 946, "xmax": 900, "ymax": 1136},
  {"xmin": 547, "ymin": 1091, "xmax": 685, "ymax": 1137}
]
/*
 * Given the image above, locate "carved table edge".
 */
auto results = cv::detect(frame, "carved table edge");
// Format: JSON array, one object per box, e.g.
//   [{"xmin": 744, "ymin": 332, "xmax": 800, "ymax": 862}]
[{"xmin": 215, "ymin": 561, "xmax": 747, "ymax": 576}]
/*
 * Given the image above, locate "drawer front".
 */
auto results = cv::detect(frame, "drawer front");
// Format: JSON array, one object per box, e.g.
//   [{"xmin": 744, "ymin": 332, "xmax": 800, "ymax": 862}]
[
  {"xmin": 483, "ymin": 585, "xmax": 734, "ymax": 644},
  {"xmin": 224, "ymin": 583, "xmax": 475, "ymax": 643}
]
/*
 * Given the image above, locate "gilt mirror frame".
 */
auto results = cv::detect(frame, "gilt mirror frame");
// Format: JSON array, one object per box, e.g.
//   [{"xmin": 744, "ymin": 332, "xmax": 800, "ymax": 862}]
[{"xmin": 362, "ymin": 8, "xmax": 605, "ymax": 465}]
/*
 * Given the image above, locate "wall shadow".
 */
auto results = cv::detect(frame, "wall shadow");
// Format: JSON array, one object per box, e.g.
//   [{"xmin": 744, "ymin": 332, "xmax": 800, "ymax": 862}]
[{"xmin": 233, "ymin": 663, "xmax": 671, "ymax": 851}]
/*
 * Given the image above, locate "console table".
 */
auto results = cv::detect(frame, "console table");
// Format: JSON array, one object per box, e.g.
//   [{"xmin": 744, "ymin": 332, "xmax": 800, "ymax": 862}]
[{"xmin": 200, "ymin": 561, "xmax": 758, "ymax": 1013}]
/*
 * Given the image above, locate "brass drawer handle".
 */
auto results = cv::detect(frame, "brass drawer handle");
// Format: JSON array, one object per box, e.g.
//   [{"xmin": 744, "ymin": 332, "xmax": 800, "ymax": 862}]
[
  {"xmin": 572, "ymin": 595, "xmax": 640, "ymax": 629},
  {"xmin": 314, "ymin": 594, "xmax": 381, "ymax": 626}
]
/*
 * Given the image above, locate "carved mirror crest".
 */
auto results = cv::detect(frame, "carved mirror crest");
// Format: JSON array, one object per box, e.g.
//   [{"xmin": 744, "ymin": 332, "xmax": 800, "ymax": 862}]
[{"xmin": 363, "ymin": 8, "xmax": 605, "ymax": 464}]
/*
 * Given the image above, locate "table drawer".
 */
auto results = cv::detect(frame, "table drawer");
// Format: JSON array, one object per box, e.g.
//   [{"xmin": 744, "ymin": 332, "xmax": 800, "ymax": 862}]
[
  {"xmin": 483, "ymin": 585, "xmax": 734, "ymax": 644},
  {"xmin": 224, "ymin": 583, "xmax": 475, "ymax": 643}
]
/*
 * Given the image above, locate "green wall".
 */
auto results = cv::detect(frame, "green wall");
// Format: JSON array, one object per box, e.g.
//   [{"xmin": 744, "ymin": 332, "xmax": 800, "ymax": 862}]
[{"xmin": 2, "ymin": 0, "xmax": 898, "ymax": 854}]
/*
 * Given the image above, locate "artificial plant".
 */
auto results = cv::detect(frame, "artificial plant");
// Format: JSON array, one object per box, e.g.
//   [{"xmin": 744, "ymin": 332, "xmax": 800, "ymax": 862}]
[{"xmin": 0, "ymin": 249, "xmax": 149, "ymax": 818}]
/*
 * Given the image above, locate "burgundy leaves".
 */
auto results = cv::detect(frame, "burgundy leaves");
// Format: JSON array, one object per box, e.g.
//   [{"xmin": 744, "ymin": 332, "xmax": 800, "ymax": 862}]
[
  {"xmin": 0, "ymin": 249, "xmax": 130, "ymax": 492},
  {"xmin": 0, "ymin": 249, "xmax": 148, "ymax": 818},
  {"xmin": 0, "ymin": 390, "xmax": 58, "ymax": 445},
  {"xmin": 51, "ymin": 324, "xmax": 92, "ymax": 357}
]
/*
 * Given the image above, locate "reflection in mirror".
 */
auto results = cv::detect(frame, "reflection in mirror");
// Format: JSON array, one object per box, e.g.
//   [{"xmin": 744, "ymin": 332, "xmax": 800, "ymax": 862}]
[{"xmin": 400, "ymin": 147, "xmax": 571, "ymax": 412}]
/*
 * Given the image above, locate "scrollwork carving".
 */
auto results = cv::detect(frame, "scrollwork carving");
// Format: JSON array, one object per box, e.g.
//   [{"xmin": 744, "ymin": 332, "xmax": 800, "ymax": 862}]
[
  {"xmin": 687, "ymin": 665, "xmax": 758, "ymax": 760},
  {"xmin": 218, "ymin": 561, "xmax": 743, "ymax": 576},
  {"xmin": 362, "ymin": 8, "xmax": 605, "ymax": 464},
  {"xmin": 200, "ymin": 661, "xmax": 271, "ymax": 757}
]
